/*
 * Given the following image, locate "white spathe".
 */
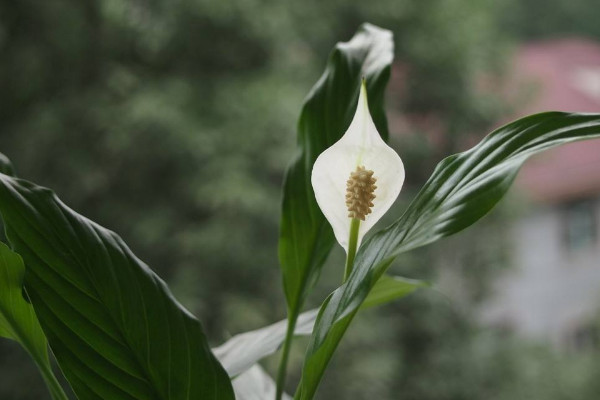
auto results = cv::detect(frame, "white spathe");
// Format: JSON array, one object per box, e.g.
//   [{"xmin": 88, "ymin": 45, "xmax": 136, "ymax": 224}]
[{"xmin": 311, "ymin": 82, "xmax": 405, "ymax": 251}]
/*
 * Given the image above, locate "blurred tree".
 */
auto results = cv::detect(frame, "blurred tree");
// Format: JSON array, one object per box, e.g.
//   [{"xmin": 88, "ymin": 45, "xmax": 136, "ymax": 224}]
[{"xmin": 501, "ymin": 0, "xmax": 600, "ymax": 40}]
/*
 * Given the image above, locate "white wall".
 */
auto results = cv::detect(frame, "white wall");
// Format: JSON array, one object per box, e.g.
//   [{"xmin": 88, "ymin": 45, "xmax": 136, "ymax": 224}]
[{"xmin": 480, "ymin": 196, "xmax": 600, "ymax": 348}]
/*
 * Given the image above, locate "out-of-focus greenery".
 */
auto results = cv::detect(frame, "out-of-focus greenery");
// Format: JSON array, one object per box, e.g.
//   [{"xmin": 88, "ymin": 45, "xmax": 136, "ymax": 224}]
[
  {"xmin": 1, "ymin": 1, "xmax": 599, "ymax": 399},
  {"xmin": 501, "ymin": 0, "xmax": 600, "ymax": 39}
]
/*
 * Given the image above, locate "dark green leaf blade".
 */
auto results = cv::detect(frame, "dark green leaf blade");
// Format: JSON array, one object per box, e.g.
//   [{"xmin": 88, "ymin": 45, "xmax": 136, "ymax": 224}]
[
  {"xmin": 0, "ymin": 241, "xmax": 68, "ymax": 400},
  {"xmin": 0, "ymin": 170, "xmax": 234, "ymax": 400},
  {"xmin": 278, "ymin": 23, "xmax": 394, "ymax": 315},
  {"xmin": 299, "ymin": 112, "xmax": 600, "ymax": 399},
  {"xmin": 0, "ymin": 242, "xmax": 48, "ymax": 365}
]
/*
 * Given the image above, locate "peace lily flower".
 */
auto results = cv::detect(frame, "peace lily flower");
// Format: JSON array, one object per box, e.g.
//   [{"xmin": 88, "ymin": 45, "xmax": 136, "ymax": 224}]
[{"xmin": 311, "ymin": 80, "xmax": 405, "ymax": 279}]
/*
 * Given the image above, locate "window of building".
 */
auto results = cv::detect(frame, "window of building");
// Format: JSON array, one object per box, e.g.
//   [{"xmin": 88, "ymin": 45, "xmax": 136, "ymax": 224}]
[
  {"xmin": 562, "ymin": 199, "xmax": 597, "ymax": 251},
  {"xmin": 565, "ymin": 323, "xmax": 599, "ymax": 352}
]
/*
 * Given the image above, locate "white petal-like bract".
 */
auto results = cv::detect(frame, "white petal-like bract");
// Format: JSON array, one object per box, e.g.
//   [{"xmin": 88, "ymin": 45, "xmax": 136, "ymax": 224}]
[{"xmin": 311, "ymin": 82, "xmax": 404, "ymax": 251}]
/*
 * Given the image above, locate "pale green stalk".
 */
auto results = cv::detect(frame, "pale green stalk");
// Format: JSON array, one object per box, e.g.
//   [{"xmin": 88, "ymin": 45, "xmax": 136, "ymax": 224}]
[
  {"xmin": 275, "ymin": 307, "xmax": 298, "ymax": 400},
  {"xmin": 343, "ymin": 218, "xmax": 361, "ymax": 282},
  {"xmin": 277, "ymin": 218, "xmax": 361, "ymax": 400}
]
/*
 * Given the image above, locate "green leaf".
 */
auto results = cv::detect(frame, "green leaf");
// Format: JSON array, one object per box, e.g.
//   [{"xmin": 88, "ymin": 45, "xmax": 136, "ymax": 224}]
[
  {"xmin": 0, "ymin": 165, "xmax": 234, "ymax": 400},
  {"xmin": 276, "ymin": 23, "xmax": 394, "ymax": 396},
  {"xmin": 298, "ymin": 112, "xmax": 600, "ymax": 399},
  {"xmin": 294, "ymin": 275, "xmax": 426, "ymax": 400},
  {"xmin": 360, "ymin": 275, "xmax": 429, "ymax": 310},
  {"xmin": 0, "ymin": 242, "xmax": 48, "ymax": 362},
  {"xmin": 0, "ymin": 241, "xmax": 68, "ymax": 400},
  {"xmin": 214, "ymin": 309, "xmax": 318, "ymax": 378}
]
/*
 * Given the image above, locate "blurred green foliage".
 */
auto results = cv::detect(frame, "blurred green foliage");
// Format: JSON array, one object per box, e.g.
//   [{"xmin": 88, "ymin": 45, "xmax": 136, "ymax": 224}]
[
  {"xmin": 501, "ymin": 0, "xmax": 600, "ymax": 40},
  {"xmin": 0, "ymin": 1, "xmax": 599, "ymax": 399}
]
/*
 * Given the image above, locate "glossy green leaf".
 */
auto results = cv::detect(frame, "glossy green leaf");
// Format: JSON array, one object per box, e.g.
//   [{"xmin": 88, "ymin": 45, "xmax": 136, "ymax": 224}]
[
  {"xmin": 276, "ymin": 23, "xmax": 394, "ymax": 396},
  {"xmin": 360, "ymin": 275, "xmax": 429, "ymax": 310},
  {"xmin": 0, "ymin": 242, "xmax": 68, "ymax": 400},
  {"xmin": 0, "ymin": 159, "xmax": 234, "ymax": 400},
  {"xmin": 298, "ymin": 112, "xmax": 600, "ymax": 399}
]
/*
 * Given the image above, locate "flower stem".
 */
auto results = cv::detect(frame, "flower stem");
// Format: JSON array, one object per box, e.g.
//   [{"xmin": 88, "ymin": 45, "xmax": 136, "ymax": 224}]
[
  {"xmin": 275, "ymin": 305, "xmax": 299, "ymax": 400},
  {"xmin": 343, "ymin": 218, "xmax": 361, "ymax": 282}
]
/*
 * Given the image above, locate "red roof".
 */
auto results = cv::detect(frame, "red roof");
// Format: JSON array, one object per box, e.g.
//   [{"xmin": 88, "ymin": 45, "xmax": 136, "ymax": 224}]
[
  {"xmin": 517, "ymin": 140, "xmax": 600, "ymax": 203},
  {"xmin": 511, "ymin": 38, "xmax": 600, "ymax": 203}
]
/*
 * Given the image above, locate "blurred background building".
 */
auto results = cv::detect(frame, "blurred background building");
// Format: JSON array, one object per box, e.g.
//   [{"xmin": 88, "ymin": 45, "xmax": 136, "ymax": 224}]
[
  {"xmin": 1, "ymin": 1, "xmax": 600, "ymax": 399},
  {"xmin": 481, "ymin": 38, "xmax": 600, "ymax": 350}
]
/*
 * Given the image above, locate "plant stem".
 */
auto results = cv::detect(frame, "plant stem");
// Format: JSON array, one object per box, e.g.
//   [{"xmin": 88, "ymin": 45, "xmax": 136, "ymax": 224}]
[
  {"xmin": 279, "ymin": 218, "xmax": 360, "ymax": 400},
  {"xmin": 275, "ymin": 307, "xmax": 299, "ymax": 400},
  {"xmin": 343, "ymin": 218, "xmax": 361, "ymax": 282}
]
